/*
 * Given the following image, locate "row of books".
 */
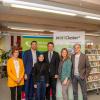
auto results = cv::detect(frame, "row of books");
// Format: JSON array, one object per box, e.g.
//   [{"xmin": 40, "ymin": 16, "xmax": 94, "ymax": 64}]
[
  {"xmin": 85, "ymin": 50, "xmax": 100, "ymax": 54},
  {"xmin": 87, "ymin": 81, "xmax": 100, "ymax": 90},
  {"xmin": 85, "ymin": 45, "xmax": 100, "ymax": 49},
  {"xmin": 89, "ymin": 61, "xmax": 100, "ymax": 67},
  {"xmin": 90, "ymin": 68, "xmax": 100, "ymax": 73},
  {"xmin": 88, "ymin": 74, "xmax": 100, "ymax": 82},
  {"xmin": 88, "ymin": 55, "xmax": 100, "ymax": 61}
]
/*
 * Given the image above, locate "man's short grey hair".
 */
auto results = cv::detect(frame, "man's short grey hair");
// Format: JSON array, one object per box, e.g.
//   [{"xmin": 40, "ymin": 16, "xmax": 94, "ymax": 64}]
[{"xmin": 73, "ymin": 44, "xmax": 81, "ymax": 48}]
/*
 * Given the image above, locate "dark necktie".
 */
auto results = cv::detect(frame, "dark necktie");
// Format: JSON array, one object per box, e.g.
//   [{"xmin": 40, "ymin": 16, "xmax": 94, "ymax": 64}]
[{"xmin": 49, "ymin": 52, "xmax": 52, "ymax": 62}]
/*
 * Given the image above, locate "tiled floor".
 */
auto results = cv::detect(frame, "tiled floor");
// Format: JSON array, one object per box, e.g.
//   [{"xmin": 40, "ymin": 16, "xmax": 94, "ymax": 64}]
[
  {"xmin": 0, "ymin": 78, "xmax": 10, "ymax": 100},
  {"xmin": 0, "ymin": 78, "xmax": 100, "ymax": 100}
]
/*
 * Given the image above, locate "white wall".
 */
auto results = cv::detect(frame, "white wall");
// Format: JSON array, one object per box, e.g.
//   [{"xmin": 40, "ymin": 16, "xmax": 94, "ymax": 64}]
[
  {"xmin": 0, "ymin": 36, "xmax": 11, "ymax": 51},
  {"xmin": 86, "ymin": 35, "xmax": 100, "ymax": 45}
]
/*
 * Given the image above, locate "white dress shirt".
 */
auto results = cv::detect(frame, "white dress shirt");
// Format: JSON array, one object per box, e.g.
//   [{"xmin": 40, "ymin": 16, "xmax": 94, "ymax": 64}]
[
  {"xmin": 31, "ymin": 49, "xmax": 37, "ymax": 67},
  {"xmin": 48, "ymin": 51, "xmax": 53, "ymax": 62},
  {"xmin": 13, "ymin": 59, "xmax": 20, "ymax": 78},
  {"xmin": 74, "ymin": 53, "xmax": 80, "ymax": 76}
]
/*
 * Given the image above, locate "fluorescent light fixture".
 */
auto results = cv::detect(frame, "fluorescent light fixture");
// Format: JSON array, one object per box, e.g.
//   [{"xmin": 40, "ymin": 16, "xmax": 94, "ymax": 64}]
[
  {"xmin": 8, "ymin": 26, "xmax": 58, "ymax": 32},
  {"xmin": 86, "ymin": 34, "xmax": 100, "ymax": 37},
  {"xmin": 1, "ymin": 0, "xmax": 77, "ymax": 16},
  {"xmin": 9, "ymin": 27, "xmax": 44, "ymax": 31},
  {"xmin": 85, "ymin": 16, "xmax": 100, "ymax": 20},
  {"xmin": 11, "ymin": 4, "xmax": 76, "ymax": 16}
]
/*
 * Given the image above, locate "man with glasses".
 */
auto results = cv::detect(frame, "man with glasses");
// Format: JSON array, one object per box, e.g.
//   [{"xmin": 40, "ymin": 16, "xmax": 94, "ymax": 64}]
[{"xmin": 71, "ymin": 44, "xmax": 91, "ymax": 100}]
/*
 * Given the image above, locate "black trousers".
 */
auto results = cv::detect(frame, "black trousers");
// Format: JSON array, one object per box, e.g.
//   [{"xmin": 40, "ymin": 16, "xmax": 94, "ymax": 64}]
[
  {"xmin": 10, "ymin": 86, "xmax": 22, "ymax": 100},
  {"xmin": 46, "ymin": 78, "xmax": 57, "ymax": 100},
  {"xmin": 72, "ymin": 76, "xmax": 87, "ymax": 100}
]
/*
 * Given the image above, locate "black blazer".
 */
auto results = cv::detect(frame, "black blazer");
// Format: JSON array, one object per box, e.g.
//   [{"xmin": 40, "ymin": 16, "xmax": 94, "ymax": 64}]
[
  {"xmin": 71, "ymin": 53, "xmax": 91, "ymax": 79},
  {"xmin": 34, "ymin": 62, "xmax": 49, "ymax": 84},
  {"xmin": 44, "ymin": 51, "xmax": 60, "ymax": 77}
]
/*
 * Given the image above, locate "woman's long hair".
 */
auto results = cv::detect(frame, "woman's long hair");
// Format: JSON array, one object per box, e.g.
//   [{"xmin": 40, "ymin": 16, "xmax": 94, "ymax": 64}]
[{"xmin": 61, "ymin": 48, "xmax": 69, "ymax": 60}]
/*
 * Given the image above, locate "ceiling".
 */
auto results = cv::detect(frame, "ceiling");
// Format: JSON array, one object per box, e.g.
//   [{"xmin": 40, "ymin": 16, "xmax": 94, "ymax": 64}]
[
  {"xmin": 47, "ymin": 0, "xmax": 100, "ymax": 12},
  {"xmin": 0, "ymin": 0, "xmax": 100, "ymax": 35}
]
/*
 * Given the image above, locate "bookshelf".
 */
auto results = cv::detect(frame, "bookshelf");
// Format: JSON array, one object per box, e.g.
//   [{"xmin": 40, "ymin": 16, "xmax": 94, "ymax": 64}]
[{"xmin": 85, "ymin": 46, "xmax": 100, "ymax": 93}]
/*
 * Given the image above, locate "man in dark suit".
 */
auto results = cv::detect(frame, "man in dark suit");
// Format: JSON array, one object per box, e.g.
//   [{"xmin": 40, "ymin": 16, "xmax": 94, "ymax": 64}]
[
  {"xmin": 23, "ymin": 41, "xmax": 40, "ymax": 100},
  {"xmin": 44, "ymin": 42, "xmax": 60, "ymax": 100},
  {"xmin": 71, "ymin": 44, "xmax": 91, "ymax": 100}
]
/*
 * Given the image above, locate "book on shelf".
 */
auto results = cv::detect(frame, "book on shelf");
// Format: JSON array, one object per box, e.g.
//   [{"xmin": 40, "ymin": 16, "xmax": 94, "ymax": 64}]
[
  {"xmin": 87, "ymin": 81, "xmax": 100, "ymax": 90},
  {"xmin": 85, "ymin": 50, "xmax": 99, "ymax": 54},
  {"xmin": 88, "ymin": 74, "xmax": 100, "ymax": 82},
  {"xmin": 90, "ymin": 68, "xmax": 98, "ymax": 73},
  {"xmin": 88, "ymin": 55, "xmax": 97, "ymax": 61},
  {"xmin": 89, "ymin": 61, "xmax": 100, "ymax": 66}
]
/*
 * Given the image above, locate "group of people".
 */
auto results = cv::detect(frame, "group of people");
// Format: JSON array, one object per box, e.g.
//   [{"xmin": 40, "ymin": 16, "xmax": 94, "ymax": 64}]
[{"xmin": 7, "ymin": 41, "xmax": 91, "ymax": 100}]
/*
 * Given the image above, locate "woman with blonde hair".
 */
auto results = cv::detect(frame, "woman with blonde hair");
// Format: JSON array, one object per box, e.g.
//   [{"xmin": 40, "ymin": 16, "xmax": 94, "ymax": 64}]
[
  {"xmin": 7, "ymin": 48, "xmax": 24, "ymax": 100},
  {"xmin": 58, "ymin": 48, "xmax": 72, "ymax": 100}
]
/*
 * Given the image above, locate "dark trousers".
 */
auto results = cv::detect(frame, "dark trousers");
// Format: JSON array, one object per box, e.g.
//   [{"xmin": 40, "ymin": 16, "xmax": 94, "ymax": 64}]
[
  {"xmin": 10, "ymin": 86, "xmax": 22, "ymax": 100},
  {"xmin": 36, "ymin": 77, "xmax": 46, "ymax": 100},
  {"xmin": 72, "ymin": 75, "xmax": 87, "ymax": 100},
  {"xmin": 25, "ymin": 73, "xmax": 34, "ymax": 100},
  {"xmin": 46, "ymin": 78, "xmax": 57, "ymax": 100}
]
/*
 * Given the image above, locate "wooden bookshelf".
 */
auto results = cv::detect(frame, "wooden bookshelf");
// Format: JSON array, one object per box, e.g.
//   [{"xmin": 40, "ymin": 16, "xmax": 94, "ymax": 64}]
[{"xmin": 85, "ymin": 48, "xmax": 100, "ymax": 93}]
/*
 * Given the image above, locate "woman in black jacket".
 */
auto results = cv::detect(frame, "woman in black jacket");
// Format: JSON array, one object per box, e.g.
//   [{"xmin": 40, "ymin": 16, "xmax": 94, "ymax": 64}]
[{"xmin": 34, "ymin": 53, "xmax": 49, "ymax": 100}]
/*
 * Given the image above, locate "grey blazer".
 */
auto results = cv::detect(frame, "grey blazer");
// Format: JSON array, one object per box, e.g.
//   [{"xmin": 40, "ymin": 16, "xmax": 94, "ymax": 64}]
[{"xmin": 71, "ymin": 53, "xmax": 91, "ymax": 79}]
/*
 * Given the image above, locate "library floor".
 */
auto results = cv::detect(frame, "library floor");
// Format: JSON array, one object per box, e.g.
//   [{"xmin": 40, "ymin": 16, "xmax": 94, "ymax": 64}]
[{"xmin": 0, "ymin": 78, "xmax": 100, "ymax": 100}]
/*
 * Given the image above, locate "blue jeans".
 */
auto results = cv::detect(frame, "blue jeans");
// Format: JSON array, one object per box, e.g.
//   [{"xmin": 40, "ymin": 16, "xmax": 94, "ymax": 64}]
[
  {"xmin": 25, "ymin": 74, "xmax": 34, "ymax": 100},
  {"xmin": 36, "ymin": 76, "xmax": 46, "ymax": 100},
  {"xmin": 72, "ymin": 75, "xmax": 87, "ymax": 100}
]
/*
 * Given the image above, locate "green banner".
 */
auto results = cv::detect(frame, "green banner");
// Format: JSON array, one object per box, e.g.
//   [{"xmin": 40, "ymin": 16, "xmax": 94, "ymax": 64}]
[{"xmin": 21, "ymin": 36, "xmax": 53, "ymax": 51}]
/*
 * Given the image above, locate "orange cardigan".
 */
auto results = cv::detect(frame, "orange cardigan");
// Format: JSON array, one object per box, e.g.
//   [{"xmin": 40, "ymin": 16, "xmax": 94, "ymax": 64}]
[{"xmin": 7, "ymin": 58, "xmax": 25, "ymax": 87}]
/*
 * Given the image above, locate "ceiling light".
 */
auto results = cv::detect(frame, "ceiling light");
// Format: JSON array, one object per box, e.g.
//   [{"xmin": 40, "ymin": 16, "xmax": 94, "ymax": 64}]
[
  {"xmin": 85, "ymin": 16, "xmax": 100, "ymax": 20},
  {"xmin": 86, "ymin": 34, "xmax": 100, "ymax": 37},
  {"xmin": 1, "ymin": 0, "xmax": 77, "ymax": 16},
  {"xmin": 10, "ymin": 4, "xmax": 77, "ymax": 16},
  {"xmin": 9, "ymin": 27, "xmax": 44, "ymax": 31}
]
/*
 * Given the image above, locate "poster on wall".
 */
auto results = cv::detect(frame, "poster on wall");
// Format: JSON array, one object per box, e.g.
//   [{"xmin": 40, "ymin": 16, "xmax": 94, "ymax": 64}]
[
  {"xmin": 53, "ymin": 31, "xmax": 85, "ymax": 54},
  {"xmin": 21, "ymin": 35, "xmax": 53, "ymax": 52},
  {"xmin": 54, "ymin": 31, "xmax": 85, "ymax": 100}
]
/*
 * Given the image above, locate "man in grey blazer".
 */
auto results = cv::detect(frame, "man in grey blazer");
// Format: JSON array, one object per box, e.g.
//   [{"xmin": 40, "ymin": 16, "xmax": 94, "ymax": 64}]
[{"xmin": 71, "ymin": 44, "xmax": 91, "ymax": 100}]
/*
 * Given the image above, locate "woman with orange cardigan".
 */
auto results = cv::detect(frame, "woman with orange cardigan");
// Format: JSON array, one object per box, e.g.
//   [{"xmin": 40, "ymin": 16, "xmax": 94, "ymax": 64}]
[{"xmin": 7, "ymin": 48, "xmax": 24, "ymax": 100}]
